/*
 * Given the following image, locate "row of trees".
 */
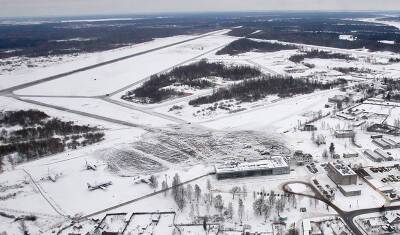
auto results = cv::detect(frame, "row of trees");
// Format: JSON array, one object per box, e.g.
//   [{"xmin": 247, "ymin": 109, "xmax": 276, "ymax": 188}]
[
  {"xmin": 123, "ymin": 60, "xmax": 262, "ymax": 103},
  {"xmin": 289, "ymin": 50, "xmax": 355, "ymax": 63},
  {"xmin": 216, "ymin": 38, "xmax": 297, "ymax": 56},
  {"xmin": 189, "ymin": 75, "xmax": 347, "ymax": 105},
  {"xmin": 332, "ymin": 67, "xmax": 372, "ymax": 74}
]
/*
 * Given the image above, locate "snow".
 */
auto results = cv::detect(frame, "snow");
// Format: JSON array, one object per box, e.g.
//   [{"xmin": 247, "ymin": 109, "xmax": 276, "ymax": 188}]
[
  {"xmin": 15, "ymin": 30, "xmax": 236, "ymax": 96},
  {"xmin": 339, "ymin": 35, "xmax": 357, "ymax": 41},
  {"xmin": 23, "ymin": 97, "xmax": 176, "ymax": 127},
  {"xmin": 0, "ymin": 34, "xmax": 208, "ymax": 90},
  {"xmin": 380, "ymin": 40, "xmax": 396, "ymax": 45}
]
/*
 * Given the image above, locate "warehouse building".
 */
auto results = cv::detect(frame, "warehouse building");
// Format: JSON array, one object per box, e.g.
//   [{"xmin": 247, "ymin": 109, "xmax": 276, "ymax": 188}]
[
  {"xmin": 215, "ymin": 156, "xmax": 290, "ymax": 180},
  {"xmin": 327, "ymin": 161, "xmax": 357, "ymax": 185}
]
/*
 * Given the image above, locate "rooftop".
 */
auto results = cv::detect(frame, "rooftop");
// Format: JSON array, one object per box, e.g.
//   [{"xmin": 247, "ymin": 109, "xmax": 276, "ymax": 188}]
[
  {"xmin": 329, "ymin": 161, "xmax": 356, "ymax": 176},
  {"xmin": 215, "ymin": 156, "xmax": 288, "ymax": 174}
]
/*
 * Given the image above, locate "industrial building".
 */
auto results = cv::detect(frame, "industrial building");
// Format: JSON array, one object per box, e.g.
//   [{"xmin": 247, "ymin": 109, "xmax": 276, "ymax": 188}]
[
  {"xmin": 215, "ymin": 156, "xmax": 290, "ymax": 180},
  {"xmin": 327, "ymin": 161, "xmax": 357, "ymax": 185}
]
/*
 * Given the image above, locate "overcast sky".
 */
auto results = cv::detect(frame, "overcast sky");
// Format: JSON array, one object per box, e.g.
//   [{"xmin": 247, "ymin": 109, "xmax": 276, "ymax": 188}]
[{"xmin": 1, "ymin": 0, "xmax": 400, "ymax": 17}]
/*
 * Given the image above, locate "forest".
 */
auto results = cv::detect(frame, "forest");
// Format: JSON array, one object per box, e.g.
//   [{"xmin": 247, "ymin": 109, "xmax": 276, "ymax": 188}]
[
  {"xmin": 289, "ymin": 50, "xmax": 355, "ymax": 63},
  {"xmin": 189, "ymin": 75, "xmax": 347, "ymax": 105},
  {"xmin": 227, "ymin": 17, "xmax": 400, "ymax": 54},
  {"xmin": 122, "ymin": 60, "xmax": 262, "ymax": 103},
  {"xmin": 216, "ymin": 38, "xmax": 297, "ymax": 55},
  {"xmin": 0, "ymin": 110, "xmax": 104, "ymax": 164},
  {"xmin": 0, "ymin": 15, "xmax": 223, "ymax": 59}
]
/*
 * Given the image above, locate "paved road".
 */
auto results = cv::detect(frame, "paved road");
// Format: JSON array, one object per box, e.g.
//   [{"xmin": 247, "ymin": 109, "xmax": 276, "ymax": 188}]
[{"xmin": 0, "ymin": 29, "xmax": 227, "ymax": 96}]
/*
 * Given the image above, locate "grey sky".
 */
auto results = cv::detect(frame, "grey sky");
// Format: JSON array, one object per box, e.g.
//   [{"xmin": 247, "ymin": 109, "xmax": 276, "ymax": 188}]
[{"xmin": 1, "ymin": 0, "xmax": 400, "ymax": 17}]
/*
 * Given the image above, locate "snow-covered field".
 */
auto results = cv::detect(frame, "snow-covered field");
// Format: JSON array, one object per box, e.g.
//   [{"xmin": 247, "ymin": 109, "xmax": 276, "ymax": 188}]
[
  {"xmin": 15, "ymin": 30, "xmax": 236, "ymax": 96},
  {"xmin": 0, "ymin": 34, "xmax": 203, "ymax": 90},
  {"xmin": 3, "ymin": 18, "xmax": 400, "ymax": 234}
]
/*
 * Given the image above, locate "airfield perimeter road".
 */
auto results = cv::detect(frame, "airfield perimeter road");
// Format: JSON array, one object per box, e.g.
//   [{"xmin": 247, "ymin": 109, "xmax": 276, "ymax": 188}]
[{"xmin": 283, "ymin": 181, "xmax": 400, "ymax": 235}]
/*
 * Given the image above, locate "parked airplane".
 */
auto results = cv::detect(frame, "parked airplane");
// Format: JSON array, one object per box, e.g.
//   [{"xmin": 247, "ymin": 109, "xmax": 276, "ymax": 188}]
[
  {"xmin": 87, "ymin": 181, "xmax": 112, "ymax": 191},
  {"xmin": 85, "ymin": 161, "xmax": 97, "ymax": 171}
]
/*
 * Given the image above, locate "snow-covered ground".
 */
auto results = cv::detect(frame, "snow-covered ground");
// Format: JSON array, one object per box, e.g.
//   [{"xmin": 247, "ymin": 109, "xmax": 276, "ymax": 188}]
[
  {"xmin": 15, "ymin": 30, "xmax": 236, "ymax": 96},
  {"xmin": 3, "ymin": 20, "xmax": 400, "ymax": 234},
  {"xmin": 0, "ymin": 34, "xmax": 205, "ymax": 90}
]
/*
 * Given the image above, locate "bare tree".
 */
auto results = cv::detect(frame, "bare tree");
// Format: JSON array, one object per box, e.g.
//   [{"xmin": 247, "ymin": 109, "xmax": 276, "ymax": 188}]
[
  {"xmin": 214, "ymin": 194, "xmax": 224, "ymax": 214},
  {"xmin": 186, "ymin": 184, "xmax": 193, "ymax": 202},
  {"xmin": 149, "ymin": 175, "xmax": 158, "ymax": 189},
  {"xmin": 227, "ymin": 202, "xmax": 233, "ymax": 219},
  {"xmin": 230, "ymin": 186, "xmax": 241, "ymax": 199},
  {"xmin": 238, "ymin": 198, "xmax": 244, "ymax": 222},
  {"xmin": 161, "ymin": 180, "xmax": 168, "ymax": 196},
  {"xmin": 253, "ymin": 198, "xmax": 264, "ymax": 215},
  {"xmin": 194, "ymin": 184, "xmax": 201, "ymax": 202}
]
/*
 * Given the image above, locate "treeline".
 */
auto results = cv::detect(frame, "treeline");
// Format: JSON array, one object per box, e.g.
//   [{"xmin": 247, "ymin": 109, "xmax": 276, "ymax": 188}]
[
  {"xmin": 216, "ymin": 38, "xmax": 297, "ymax": 55},
  {"xmin": 333, "ymin": 67, "xmax": 371, "ymax": 74},
  {"xmin": 289, "ymin": 50, "xmax": 355, "ymax": 63},
  {"xmin": 4, "ymin": 118, "xmax": 98, "ymax": 143},
  {"xmin": 122, "ymin": 60, "xmax": 262, "ymax": 103},
  {"xmin": 0, "ymin": 110, "xmax": 49, "ymax": 127},
  {"xmin": 189, "ymin": 75, "xmax": 347, "ymax": 105},
  {"xmin": 0, "ymin": 138, "xmax": 64, "ymax": 160},
  {"xmin": 0, "ymin": 110, "xmax": 105, "ymax": 163}
]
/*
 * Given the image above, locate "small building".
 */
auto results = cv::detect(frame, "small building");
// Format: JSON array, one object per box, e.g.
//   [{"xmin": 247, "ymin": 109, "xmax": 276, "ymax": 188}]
[
  {"xmin": 327, "ymin": 161, "xmax": 357, "ymax": 185},
  {"xmin": 343, "ymin": 152, "xmax": 359, "ymax": 158},
  {"xmin": 371, "ymin": 135, "xmax": 383, "ymax": 139},
  {"xmin": 374, "ymin": 149, "xmax": 393, "ymax": 161},
  {"xmin": 287, "ymin": 151, "xmax": 313, "ymax": 166},
  {"xmin": 338, "ymin": 184, "xmax": 362, "ymax": 197},
  {"xmin": 334, "ymin": 130, "xmax": 355, "ymax": 138},
  {"xmin": 364, "ymin": 149, "xmax": 383, "ymax": 162},
  {"xmin": 302, "ymin": 124, "xmax": 317, "ymax": 131},
  {"xmin": 215, "ymin": 156, "xmax": 290, "ymax": 180},
  {"xmin": 372, "ymin": 138, "xmax": 392, "ymax": 149}
]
